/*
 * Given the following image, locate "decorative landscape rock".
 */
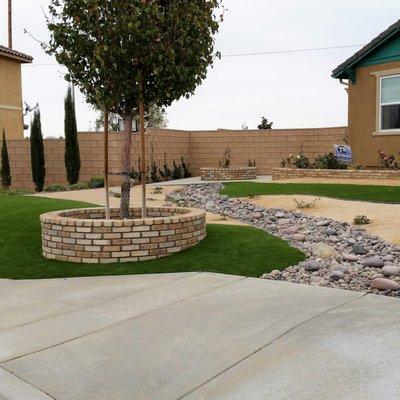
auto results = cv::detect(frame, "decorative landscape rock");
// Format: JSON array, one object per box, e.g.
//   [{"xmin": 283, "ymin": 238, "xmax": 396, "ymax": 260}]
[
  {"xmin": 371, "ymin": 278, "xmax": 400, "ymax": 291},
  {"xmin": 312, "ymin": 243, "xmax": 336, "ymax": 259},
  {"xmin": 330, "ymin": 270, "xmax": 344, "ymax": 281},
  {"xmin": 381, "ymin": 266, "xmax": 400, "ymax": 277},
  {"xmin": 352, "ymin": 244, "xmax": 368, "ymax": 255},
  {"xmin": 178, "ymin": 183, "xmax": 400, "ymax": 298},
  {"xmin": 363, "ymin": 256, "xmax": 385, "ymax": 268},
  {"xmin": 303, "ymin": 260, "xmax": 322, "ymax": 272}
]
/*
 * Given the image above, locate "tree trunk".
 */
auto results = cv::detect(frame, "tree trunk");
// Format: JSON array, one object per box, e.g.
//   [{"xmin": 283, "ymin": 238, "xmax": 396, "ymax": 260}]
[
  {"xmin": 104, "ymin": 109, "xmax": 110, "ymax": 220},
  {"xmin": 120, "ymin": 115, "xmax": 132, "ymax": 219},
  {"xmin": 138, "ymin": 70, "xmax": 147, "ymax": 218}
]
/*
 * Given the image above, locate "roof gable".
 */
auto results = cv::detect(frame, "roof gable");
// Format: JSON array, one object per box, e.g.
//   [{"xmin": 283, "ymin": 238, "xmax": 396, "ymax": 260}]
[
  {"xmin": 332, "ymin": 19, "xmax": 400, "ymax": 82},
  {"xmin": 0, "ymin": 45, "xmax": 33, "ymax": 63}
]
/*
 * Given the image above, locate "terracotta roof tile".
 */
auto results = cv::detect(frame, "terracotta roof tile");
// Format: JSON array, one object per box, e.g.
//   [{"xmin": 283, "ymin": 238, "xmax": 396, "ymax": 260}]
[{"xmin": 0, "ymin": 45, "xmax": 33, "ymax": 63}]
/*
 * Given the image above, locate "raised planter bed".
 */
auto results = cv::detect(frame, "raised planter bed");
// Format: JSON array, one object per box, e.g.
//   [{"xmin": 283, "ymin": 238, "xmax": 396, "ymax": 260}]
[
  {"xmin": 201, "ymin": 167, "xmax": 257, "ymax": 181},
  {"xmin": 272, "ymin": 167, "xmax": 400, "ymax": 181},
  {"xmin": 40, "ymin": 207, "xmax": 206, "ymax": 264}
]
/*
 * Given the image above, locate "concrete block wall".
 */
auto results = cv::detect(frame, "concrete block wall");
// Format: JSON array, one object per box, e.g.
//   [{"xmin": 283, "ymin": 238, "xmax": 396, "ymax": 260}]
[
  {"xmin": 189, "ymin": 127, "xmax": 346, "ymax": 175},
  {"xmin": 1, "ymin": 127, "xmax": 345, "ymax": 190}
]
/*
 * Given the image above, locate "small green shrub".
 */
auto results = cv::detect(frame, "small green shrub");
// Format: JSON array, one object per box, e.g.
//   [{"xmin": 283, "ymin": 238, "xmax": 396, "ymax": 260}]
[
  {"xmin": 159, "ymin": 163, "xmax": 173, "ymax": 181},
  {"xmin": 44, "ymin": 184, "xmax": 69, "ymax": 192},
  {"xmin": 150, "ymin": 161, "xmax": 160, "ymax": 183},
  {"xmin": 314, "ymin": 153, "xmax": 348, "ymax": 170},
  {"xmin": 219, "ymin": 148, "xmax": 232, "ymax": 168},
  {"xmin": 69, "ymin": 182, "xmax": 89, "ymax": 191},
  {"xmin": 152, "ymin": 186, "xmax": 163, "ymax": 195},
  {"xmin": 87, "ymin": 176, "xmax": 104, "ymax": 189},
  {"xmin": 354, "ymin": 215, "xmax": 371, "ymax": 225},
  {"xmin": 172, "ymin": 160, "xmax": 183, "ymax": 180},
  {"xmin": 293, "ymin": 197, "xmax": 320, "ymax": 209},
  {"xmin": 293, "ymin": 152, "xmax": 311, "ymax": 169},
  {"xmin": 181, "ymin": 158, "xmax": 192, "ymax": 178}
]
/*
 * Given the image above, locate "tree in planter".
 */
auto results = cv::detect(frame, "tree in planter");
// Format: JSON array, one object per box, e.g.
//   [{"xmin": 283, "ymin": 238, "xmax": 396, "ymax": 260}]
[
  {"xmin": 47, "ymin": 0, "xmax": 223, "ymax": 218},
  {"xmin": 30, "ymin": 110, "xmax": 46, "ymax": 192},
  {"xmin": 64, "ymin": 86, "xmax": 81, "ymax": 184},
  {"xmin": 258, "ymin": 117, "xmax": 273, "ymax": 130},
  {"xmin": 1, "ymin": 130, "xmax": 11, "ymax": 189}
]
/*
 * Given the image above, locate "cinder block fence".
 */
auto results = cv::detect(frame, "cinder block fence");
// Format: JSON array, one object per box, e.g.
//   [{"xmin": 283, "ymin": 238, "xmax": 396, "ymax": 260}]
[{"xmin": 2, "ymin": 127, "xmax": 346, "ymax": 189}]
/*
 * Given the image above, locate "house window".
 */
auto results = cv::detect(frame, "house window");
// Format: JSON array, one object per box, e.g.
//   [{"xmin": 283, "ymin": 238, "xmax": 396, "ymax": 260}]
[{"xmin": 380, "ymin": 74, "xmax": 400, "ymax": 131}]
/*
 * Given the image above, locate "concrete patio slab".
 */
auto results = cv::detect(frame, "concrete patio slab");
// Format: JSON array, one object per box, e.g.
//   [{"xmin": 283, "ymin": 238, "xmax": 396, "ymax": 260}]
[
  {"xmin": 183, "ymin": 294, "xmax": 400, "ymax": 400},
  {"xmin": 0, "ymin": 368, "xmax": 52, "ymax": 400},
  {"xmin": 0, "ymin": 273, "xmax": 195, "ymax": 331},
  {"xmin": 1, "ymin": 274, "xmax": 364, "ymax": 400},
  {"xmin": 0, "ymin": 273, "xmax": 243, "ymax": 362}
]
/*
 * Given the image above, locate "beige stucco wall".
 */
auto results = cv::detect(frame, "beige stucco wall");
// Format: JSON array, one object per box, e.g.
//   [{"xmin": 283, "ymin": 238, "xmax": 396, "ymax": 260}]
[
  {"xmin": 0, "ymin": 55, "xmax": 24, "ymax": 140},
  {"xmin": 348, "ymin": 60, "xmax": 400, "ymax": 166}
]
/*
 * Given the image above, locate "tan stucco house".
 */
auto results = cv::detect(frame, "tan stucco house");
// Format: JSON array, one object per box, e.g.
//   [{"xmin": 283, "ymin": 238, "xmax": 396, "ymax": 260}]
[
  {"xmin": 333, "ymin": 19, "xmax": 400, "ymax": 167},
  {"xmin": 0, "ymin": 45, "xmax": 33, "ymax": 140}
]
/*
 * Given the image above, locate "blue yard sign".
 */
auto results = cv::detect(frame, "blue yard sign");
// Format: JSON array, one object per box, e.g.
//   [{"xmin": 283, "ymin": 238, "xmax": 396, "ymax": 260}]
[{"xmin": 334, "ymin": 144, "xmax": 353, "ymax": 163}]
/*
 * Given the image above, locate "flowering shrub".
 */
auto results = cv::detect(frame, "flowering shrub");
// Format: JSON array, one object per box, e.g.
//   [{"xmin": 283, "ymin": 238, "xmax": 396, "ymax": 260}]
[
  {"xmin": 282, "ymin": 152, "xmax": 349, "ymax": 170},
  {"xmin": 281, "ymin": 152, "xmax": 311, "ymax": 169},
  {"xmin": 377, "ymin": 150, "xmax": 399, "ymax": 169}
]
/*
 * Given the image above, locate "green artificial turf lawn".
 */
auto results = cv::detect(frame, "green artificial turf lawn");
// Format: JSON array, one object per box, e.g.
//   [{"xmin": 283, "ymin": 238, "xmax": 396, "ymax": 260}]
[
  {"xmin": 0, "ymin": 195, "xmax": 305, "ymax": 280},
  {"xmin": 220, "ymin": 182, "xmax": 400, "ymax": 203}
]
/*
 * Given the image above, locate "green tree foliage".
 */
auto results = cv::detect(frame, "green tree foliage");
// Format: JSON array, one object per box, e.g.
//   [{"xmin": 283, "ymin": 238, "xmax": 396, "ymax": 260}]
[
  {"xmin": 30, "ymin": 111, "xmax": 46, "ymax": 192},
  {"xmin": 1, "ymin": 130, "xmax": 11, "ymax": 189},
  {"xmin": 47, "ymin": 0, "xmax": 223, "ymax": 216},
  {"xmin": 94, "ymin": 105, "xmax": 168, "ymax": 132},
  {"xmin": 258, "ymin": 117, "xmax": 273, "ymax": 130},
  {"xmin": 64, "ymin": 86, "xmax": 81, "ymax": 184}
]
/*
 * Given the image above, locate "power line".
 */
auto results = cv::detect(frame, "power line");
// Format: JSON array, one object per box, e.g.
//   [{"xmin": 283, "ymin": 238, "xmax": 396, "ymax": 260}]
[
  {"xmin": 221, "ymin": 44, "xmax": 363, "ymax": 58},
  {"xmin": 23, "ymin": 44, "xmax": 363, "ymax": 67}
]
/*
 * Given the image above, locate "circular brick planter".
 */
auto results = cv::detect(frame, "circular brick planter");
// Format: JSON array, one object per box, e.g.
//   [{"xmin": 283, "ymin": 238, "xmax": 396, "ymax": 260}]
[
  {"xmin": 201, "ymin": 167, "xmax": 257, "ymax": 181},
  {"xmin": 40, "ymin": 207, "xmax": 206, "ymax": 264}
]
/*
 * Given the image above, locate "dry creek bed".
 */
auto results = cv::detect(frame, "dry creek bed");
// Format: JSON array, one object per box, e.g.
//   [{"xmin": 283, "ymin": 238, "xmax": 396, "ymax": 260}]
[{"xmin": 172, "ymin": 184, "xmax": 400, "ymax": 297}]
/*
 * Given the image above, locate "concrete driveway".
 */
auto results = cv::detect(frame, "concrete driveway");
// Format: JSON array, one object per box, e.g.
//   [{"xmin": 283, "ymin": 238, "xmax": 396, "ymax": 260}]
[{"xmin": 0, "ymin": 272, "xmax": 399, "ymax": 400}]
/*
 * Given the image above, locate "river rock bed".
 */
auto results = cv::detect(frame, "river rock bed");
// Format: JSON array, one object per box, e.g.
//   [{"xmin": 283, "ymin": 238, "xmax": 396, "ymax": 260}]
[{"xmin": 176, "ymin": 184, "xmax": 400, "ymax": 297}]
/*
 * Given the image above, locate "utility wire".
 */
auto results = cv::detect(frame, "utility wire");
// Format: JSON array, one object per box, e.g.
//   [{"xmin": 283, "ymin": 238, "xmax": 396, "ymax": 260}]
[
  {"xmin": 23, "ymin": 43, "xmax": 363, "ymax": 67},
  {"xmin": 221, "ymin": 44, "xmax": 363, "ymax": 58}
]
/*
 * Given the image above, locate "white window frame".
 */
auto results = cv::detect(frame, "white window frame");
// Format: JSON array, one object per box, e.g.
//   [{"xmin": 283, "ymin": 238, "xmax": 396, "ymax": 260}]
[
  {"xmin": 379, "ymin": 74, "xmax": 400, "ymax": 133},
  {"xmin": 372, "ymin": 69, "xmax": 400, "ymax": 135}
]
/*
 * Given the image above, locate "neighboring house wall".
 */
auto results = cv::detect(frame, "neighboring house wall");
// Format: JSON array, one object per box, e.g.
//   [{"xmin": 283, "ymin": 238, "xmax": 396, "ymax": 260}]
[
  {"xmin": 0, "ymin": 56, "xmax": 24, "ymax": 140},
  {"xmin": 1, "ymin": 127, "xmax": 345, "ymax": 190},
  {"xmin": 348, "ymin": 60, "xmax": 400, "ymax": 166}
]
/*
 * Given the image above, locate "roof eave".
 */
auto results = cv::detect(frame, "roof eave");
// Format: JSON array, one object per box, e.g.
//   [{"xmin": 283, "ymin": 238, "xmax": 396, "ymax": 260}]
[
  {"xmin": 0, "ymin": 52, "xmax": 33, "ymax": 63},
  {"xmin": 332, "ymin": 21, "xmax": 400, "ymax": 80}
]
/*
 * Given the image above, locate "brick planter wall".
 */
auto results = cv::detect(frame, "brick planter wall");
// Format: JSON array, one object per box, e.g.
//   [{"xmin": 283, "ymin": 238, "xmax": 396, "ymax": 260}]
[
  {"xmin": 40, "ymin": 207, "xmax": 206, "ymax": 264},
  {"xmin": 201, "ymin": 167, "xmax": 257, "ymax": 181},
  {"xmin": 272, "ymin": 167, "xmax": 400, "ymax": 180}
]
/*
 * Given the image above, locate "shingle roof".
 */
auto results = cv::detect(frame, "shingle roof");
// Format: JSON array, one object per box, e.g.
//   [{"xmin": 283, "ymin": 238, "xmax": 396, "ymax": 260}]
[
  {"xmin": 0, "ymin": 45, "xmax": 33, "ymax": 63},
  {"xmin": 332, "ymin": 19, "xmax": 400, "ymax": 80}
]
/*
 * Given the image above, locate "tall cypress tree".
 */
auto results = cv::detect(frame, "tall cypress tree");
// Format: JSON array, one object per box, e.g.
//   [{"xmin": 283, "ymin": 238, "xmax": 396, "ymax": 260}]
[
  {"xmin": 30, "ymin": 110, "xmax": 46, "ymax": 192},
  {"xmin": 1, "ymin": 129, "xmax": 11, "ymax": 189},
  {"xmin": 64, "ymin": 86, "xmax": 80, "ymax": 184}
]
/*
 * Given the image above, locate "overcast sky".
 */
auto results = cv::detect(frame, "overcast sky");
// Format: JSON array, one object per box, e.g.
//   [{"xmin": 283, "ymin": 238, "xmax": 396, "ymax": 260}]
[{"xmin": 1, "ymin": 0, "xmax": 400, "ymax": 137}]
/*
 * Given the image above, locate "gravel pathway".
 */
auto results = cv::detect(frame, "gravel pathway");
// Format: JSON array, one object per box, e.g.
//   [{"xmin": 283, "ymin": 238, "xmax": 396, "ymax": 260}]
[{"xmin": 176, "ymin": 184, "xmax": 400, "ymax": 297}]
